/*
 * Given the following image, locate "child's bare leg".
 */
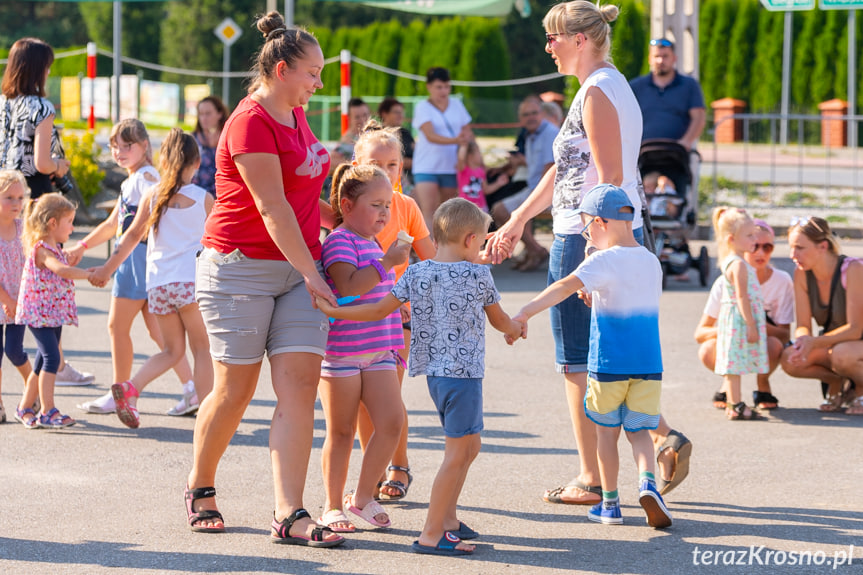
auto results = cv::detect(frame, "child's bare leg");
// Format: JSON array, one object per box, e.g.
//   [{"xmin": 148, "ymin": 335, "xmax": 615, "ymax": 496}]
[
  {"xmin": 757, "ymin": 336, "xmax": 784, "ymax": 393},
  {"xmin": 108, "ymin": 297, "xmax": 143, "ymax": 382},
  {"xmin": 724, "ymin": 374, "xmax": 742, "ymax": 405},
  {"xmin": 141, "ymin": 305, "xmax": 193, "ymax": 384},
  {"xmin": 627, "ymin": 429, "xmax": 655, "ymax": 477},
  {"xmin": 596, "ymin": 425, "xmax": 621, "ymax": 493},
  {"xmin": 18, "ymin": 370, "xmax": 38, "ymax": 413},
  {"xmin": 441, "ymin": 433, "xmax": 481, "ymax": 532},
  {"xmin": 126, "ymin": 312, "xmax": 188, "ymax": 407},
  {"xmin": 180, "ymin": 303, "xmax": 214, "ymax": 401},
  {"xmin": 354, "ymin": 370, "xmax": 403, "ymax": 520},
  {"xmin": 417, "ymin": 434, "xmax": 479, "ymax": 552},
  {"xmin": 37, "ymin": 370, "xmax": 57, "ymax": 413},
  {"xmin": 319, "ymin": 374, "xmax": 361, "ymax": 528}
]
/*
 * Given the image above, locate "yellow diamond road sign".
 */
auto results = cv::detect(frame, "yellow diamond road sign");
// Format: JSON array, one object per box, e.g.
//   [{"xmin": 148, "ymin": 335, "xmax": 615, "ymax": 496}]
[{"xmin": 215, "ymin": 18, "xmax": 242, "ymax": 47}]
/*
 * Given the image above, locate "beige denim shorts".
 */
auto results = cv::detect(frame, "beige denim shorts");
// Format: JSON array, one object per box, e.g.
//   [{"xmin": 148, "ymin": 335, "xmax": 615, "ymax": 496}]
[{"xmin": 196, "ymin": 247, "xmax": 329, "ymax": 364}]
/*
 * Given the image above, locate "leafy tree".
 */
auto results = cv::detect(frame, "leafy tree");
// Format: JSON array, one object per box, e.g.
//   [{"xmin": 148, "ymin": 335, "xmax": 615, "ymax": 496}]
[
  {"xmin": 0, "ymin": 2, "xmax": 89, "ymax": 49},
  {"xmin": 501, "ymin": 6, "xmax": 566, "ymax": 101},
  {"xmin": 812, "ymin": 9, "xmax": 846, "ymax": 105},
  {"xmin": 724, "ymin": 0, "xmax": 759, "ymax": 102},
  {"xmin": 610, "ymin": 0, "xmax": 647, "ymax": 81},
  {"xmin": 749, "ymin": 7, "xmax": 783, "ymax": 113},
  {"xmin": 698, "ymin": 0, "xmax": 719, "ymax": 82},
  {"xmin": 366, "ymin": 20, "xmax": 403, "ymax": 96},
  {"xmin": 160, "ymin": 0, "xmax": 264, "ymax": 107},
  {"xmin": 792, "ymin": 8, "xmax": 825, "ymax": 110},
  {"xmin": 701, "ymin": 0, "xmax": 737, "ymax": 105},
  {"xmin": 394, "ymin": 20, "xmax": 426, "ymax": 97},
  {"xmin": 80, "ymin": 2, "xmax": 166, "ymax": 80},
  {"xmin": 419, "ymin": 18, "xmax": 465, "ymax": 91},
  {"xmin": 455, "ymin": 18, "xmax": 513, "ymax": 125}
]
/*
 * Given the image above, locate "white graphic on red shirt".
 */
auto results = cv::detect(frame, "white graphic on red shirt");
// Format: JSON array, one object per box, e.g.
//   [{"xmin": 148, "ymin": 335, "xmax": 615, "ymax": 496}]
[{"xmin": 296, "ymin": 142, "xmax": 329, "ymax": 178}]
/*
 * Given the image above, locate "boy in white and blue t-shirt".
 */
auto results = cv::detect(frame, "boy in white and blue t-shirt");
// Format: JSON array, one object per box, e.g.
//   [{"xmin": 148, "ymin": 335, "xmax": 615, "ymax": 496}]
[
  {"xmin": 316, "ymin": 198, "xmax": 524, "ymax": 555},
  {"xmin": 514, "ymin": 184, "xmax": 672, "ymax": 529}
]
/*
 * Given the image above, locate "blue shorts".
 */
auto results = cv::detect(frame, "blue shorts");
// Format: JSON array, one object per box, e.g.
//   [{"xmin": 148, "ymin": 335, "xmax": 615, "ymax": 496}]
[
  {"xmin": 112, "ymin": 242, "xmax": 148, "ymax": 300},
  {"xmin": 413, "ymin": 173, "xmax": 457, "ymax": 188},
  {"xmin": 427, "ymin": 376, "xmax": 483, "ymax": 438},
  {"xmin": 549, "ymin": 227, "xmax": 644, "ymax": 373}
]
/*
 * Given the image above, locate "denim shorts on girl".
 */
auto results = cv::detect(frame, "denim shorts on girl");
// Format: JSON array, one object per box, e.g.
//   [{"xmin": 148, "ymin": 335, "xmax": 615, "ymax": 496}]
[
  {"xmin": 427, "ymin": 376, "xmax": 483, "ymax": 438},
  {"xmin": 112, "ymin": 242, "xmax": 148, "ymax": 300},
  {"xmin": 148, "ymin": 282, "xmax": 196, "ymax": 315},
  {"xmin": 549, "ymin": 226, "xmax": 644, "ymax": 374},
  {"xmin": 413, "ymin": 173, "xmax": 457, "ymax": 188},
  {"xmin": 320, "ymin": 350, "xmax": 397, "ymax": 378},
  {"xmin": 195, "ymin": 247, "xmax": 329, "ymax": 365}
]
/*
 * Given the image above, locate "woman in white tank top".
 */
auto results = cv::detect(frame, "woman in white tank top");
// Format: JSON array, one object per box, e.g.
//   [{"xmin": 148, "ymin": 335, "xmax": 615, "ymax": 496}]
[{"xmin": 486, "ymin": 0, "xmax": 692, "ymax": 504}]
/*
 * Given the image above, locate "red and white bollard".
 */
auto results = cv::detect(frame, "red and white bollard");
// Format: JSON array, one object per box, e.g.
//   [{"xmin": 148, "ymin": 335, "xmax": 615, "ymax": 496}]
[
  {"xmin": 340, "ymin": 50, "xmax": 351, "ymax": 137},
  {"xmin": 87, "ymin": 42, "xmax": 96, "ymax": 131}
]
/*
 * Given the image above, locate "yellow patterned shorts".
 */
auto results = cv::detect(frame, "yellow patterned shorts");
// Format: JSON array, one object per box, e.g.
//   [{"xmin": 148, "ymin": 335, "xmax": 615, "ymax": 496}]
[{"xmin": 584, "ymin": 372, "xmax": 661, "ymax": 431}]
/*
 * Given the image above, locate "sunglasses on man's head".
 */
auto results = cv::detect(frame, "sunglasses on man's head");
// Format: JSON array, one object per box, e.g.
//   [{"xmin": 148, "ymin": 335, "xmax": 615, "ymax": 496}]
[{"xmin": 650, "ymin": 38, "xmax": 674, "ymax": 48}]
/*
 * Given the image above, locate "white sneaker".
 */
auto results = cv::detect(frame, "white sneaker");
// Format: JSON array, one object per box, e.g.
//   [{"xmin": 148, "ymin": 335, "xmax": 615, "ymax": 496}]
[
  {"xmin": 77, "ymin": 392, "xmax": 116, "ymax": 414},
  {"xmin": 167, "ymin": 381, "xmax": 199, "ymax": 416},
  {"xmin": 55, "ymin": 361, "xmax": 96, "ymax": 387}
]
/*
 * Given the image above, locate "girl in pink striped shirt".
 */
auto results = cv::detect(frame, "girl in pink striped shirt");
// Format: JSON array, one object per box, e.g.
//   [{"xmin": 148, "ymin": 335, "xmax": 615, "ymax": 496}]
[{"xmin": 318, "ymin": 164, "xmax": 411, "ymax": 533}]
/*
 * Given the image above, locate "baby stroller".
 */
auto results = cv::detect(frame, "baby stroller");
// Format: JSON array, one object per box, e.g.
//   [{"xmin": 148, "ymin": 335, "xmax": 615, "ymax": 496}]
[{"xmin": 638, "ymin": 139, "xmax": 709, "ymax": 290}]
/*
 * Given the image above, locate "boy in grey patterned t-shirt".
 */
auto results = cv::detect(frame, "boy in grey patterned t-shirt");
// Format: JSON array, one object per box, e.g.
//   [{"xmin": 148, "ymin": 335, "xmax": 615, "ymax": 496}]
[{"xmin": 317, "ymin": 198, "xmax": 523, "ymax": 557}]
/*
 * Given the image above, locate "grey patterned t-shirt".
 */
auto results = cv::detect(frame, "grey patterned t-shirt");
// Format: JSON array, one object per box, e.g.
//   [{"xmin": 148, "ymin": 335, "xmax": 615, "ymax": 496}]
[{"xmin": 392, "ymin": 260, "xmax": 500, "ymax": 378}]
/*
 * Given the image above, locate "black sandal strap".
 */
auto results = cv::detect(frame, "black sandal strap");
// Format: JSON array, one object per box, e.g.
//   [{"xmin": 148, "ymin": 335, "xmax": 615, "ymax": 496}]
[
  {"xmin": 273, "ymin": 508, "xmax": 312, "ymax": 538},
  {"xmin": 186, "ymin": 486, "xmax": 217, "ymax": 503},
  {"xmin": 310, "ymin": 525, "xmax": 334, "ymax": 542}
]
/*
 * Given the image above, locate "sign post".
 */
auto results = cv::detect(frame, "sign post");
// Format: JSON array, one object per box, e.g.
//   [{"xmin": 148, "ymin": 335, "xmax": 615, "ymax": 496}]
[
  {"xmin": 760, "ymin": 0, "xmax": 815, "ymax": 145},
  {"xmin": 214, "ymin": 18, "xmax": 242, "ymax": 106},
  {"xmin": 820, "ymin": 0, "xmax": 862, "ymax": 148}
]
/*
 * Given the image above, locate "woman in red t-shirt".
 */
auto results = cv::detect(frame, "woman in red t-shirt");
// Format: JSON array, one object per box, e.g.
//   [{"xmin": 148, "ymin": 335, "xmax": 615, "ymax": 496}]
[{"xmin": 184, "ymin": 12, "xmax": 343, "ymax": 548}]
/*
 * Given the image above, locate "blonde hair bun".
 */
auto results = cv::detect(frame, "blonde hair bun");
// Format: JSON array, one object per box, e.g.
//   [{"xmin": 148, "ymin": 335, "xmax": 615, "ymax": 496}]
[{"xmin": 599, "ymin": 4, "xmax": 619, "ymax": 23}]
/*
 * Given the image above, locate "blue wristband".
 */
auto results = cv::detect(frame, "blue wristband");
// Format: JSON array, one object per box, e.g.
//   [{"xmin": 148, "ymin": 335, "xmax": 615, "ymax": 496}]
[{"xmin": 328, "ymin": 295, "xmax": 360, "ymax": 324}]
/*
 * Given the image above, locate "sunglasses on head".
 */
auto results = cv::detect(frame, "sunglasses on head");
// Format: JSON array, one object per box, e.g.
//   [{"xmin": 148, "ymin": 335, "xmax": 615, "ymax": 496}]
[
  {"xmin": 753, "ymin": 243, "xmax": 774, "ymax": 254},
  {"xmin": 790, "ymin": 216, "xmax": 825, "ymax": 233},
  {"xmin": 650, "ymin": 38, "xmax": 674, "ymax": 48}
]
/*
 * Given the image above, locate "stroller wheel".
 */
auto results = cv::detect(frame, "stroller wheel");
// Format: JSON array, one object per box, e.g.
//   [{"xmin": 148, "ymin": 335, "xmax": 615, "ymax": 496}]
[{"xmin": 698, "ymin": 246, "xmax": 710, "ymax": 287}]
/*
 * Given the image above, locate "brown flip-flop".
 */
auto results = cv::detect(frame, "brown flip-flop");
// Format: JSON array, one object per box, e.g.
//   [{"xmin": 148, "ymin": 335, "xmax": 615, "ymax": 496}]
[
  {"xmin": 655, "ymin": 430, "xmax": 692, "ymax": 496},
  {"xmin": 542, "ymin": 479, "xmax": 602, "ymax": 505}
]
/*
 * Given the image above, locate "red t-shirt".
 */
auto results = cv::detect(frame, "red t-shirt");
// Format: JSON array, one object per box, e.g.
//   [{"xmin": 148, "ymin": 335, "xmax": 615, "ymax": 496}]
[{"xmin": 203, "ymin": 97, "xmax": 330, "ymax": 260}]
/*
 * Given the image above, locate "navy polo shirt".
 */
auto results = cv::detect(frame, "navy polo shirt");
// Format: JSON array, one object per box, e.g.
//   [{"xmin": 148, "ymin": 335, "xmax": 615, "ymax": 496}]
[{"xmin": 629, "ymin": 72, "xmax": 705, "ymax": 141}]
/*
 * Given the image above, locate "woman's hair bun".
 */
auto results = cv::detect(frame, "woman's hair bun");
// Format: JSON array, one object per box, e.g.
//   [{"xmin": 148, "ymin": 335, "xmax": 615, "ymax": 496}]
[
  {"xmin": 599, "ymin": 4, "xmax": 619, "ymax": 23},
  {"xmin": 256, "ymin": 11, "xmax": 286, "ymax": 38}
]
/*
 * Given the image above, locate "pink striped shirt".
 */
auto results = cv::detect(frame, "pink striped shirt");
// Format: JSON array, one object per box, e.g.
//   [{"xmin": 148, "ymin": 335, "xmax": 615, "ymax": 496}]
[{"xmin": 321, "ymin": 228, "xmax": 403, "ymax": 356}]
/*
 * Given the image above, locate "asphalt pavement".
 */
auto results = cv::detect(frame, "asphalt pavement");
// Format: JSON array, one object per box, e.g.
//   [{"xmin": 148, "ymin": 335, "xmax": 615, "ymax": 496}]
[{"xmin": 0, "ymin": 232, "xmax": 861, "ymax": 575}]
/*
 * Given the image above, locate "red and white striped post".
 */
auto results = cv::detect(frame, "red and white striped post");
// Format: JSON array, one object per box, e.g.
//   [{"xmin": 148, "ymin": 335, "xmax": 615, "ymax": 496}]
[
  {"xmin": 340, "ymin": 50, "xmax": 351, "ymax": 137},
  {"xmin": 87, "ymin": 42, "xmax": 96, "ymax": 131}
]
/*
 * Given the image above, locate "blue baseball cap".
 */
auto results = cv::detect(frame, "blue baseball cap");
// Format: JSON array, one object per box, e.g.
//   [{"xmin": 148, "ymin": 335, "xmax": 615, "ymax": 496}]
[{"xmin": 575, "ymin": 184, "xmax": 634, "ymax": 221}]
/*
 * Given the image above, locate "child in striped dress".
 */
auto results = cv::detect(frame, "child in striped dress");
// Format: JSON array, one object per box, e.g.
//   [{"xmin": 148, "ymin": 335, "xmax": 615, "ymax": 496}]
[{"xmin": 317, "ymin": 164, "xmax": 411, "ymax": 533}]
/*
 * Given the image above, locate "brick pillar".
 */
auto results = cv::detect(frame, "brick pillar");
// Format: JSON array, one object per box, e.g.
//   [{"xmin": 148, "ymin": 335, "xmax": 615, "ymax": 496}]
[
  {"xmin": 818, "ymin": 99, "xmax": 848, "ymax": 148},
  {"xmin": 711, "ymin": 98, "xmax": 747, "ymax": 143}
]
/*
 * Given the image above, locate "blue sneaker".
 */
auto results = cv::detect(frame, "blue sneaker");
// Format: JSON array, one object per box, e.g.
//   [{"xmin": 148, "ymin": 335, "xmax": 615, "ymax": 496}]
[
  {"xmin": 639, "ymin": 480, "xmax": 672, "ymax": 528},
  {"xmin": 588, "ymin": 500, "xmax": 623, "ymax": 525}
]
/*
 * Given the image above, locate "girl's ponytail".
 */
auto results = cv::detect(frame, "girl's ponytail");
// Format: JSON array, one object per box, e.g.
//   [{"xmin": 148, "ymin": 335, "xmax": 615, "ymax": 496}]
[{"xmin": 148, "ymin": 128, "xmax": 200, "ymax": 232}]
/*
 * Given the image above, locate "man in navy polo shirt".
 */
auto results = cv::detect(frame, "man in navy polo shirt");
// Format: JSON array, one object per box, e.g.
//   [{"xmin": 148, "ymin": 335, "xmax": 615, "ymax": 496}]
[{"xmin": 630, "ymin": 38, "xmax": 705, "ymax": 151}]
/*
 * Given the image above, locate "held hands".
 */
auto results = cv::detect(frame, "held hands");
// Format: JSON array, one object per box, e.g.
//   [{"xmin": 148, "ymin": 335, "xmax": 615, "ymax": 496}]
[
  {"xmin": 505, "ymin": 312, "xmax": 529, "ymax": 345},
  {"xmin": 65, "ymin": 243, "xmax": 87, "ymax": 266},
  {"xmin": 314, "ymin": 294, "xmax": 338, "ymax": 317},
  {"xmin": 306, "ymin": 274, "xmax": 337, "ymax": 308},
  {"xmin": 88, "ymin": 266, "xmax": 110, "ymax": 288},
  {"xmin": 399, "ymin": 304, "xmax": 411, "ymax": 324}
]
